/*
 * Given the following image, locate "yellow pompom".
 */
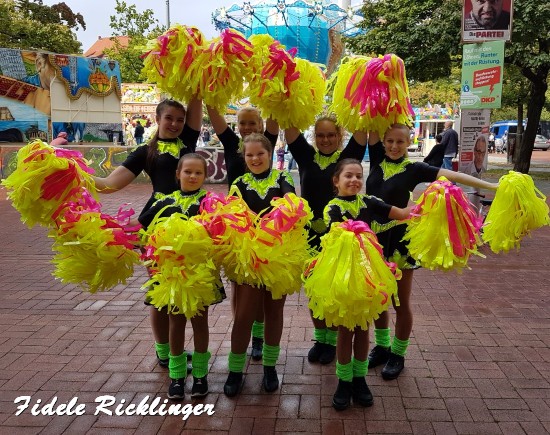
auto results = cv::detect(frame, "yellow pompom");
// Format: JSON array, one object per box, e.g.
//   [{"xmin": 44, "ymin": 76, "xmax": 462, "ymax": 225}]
[
  {"xmin": 483, "ymin": 171, "xmax": 550, "ymax": 253},
  {"xmin": 304, "ymin": 220, "xmax": 400, "ymax": 330}
]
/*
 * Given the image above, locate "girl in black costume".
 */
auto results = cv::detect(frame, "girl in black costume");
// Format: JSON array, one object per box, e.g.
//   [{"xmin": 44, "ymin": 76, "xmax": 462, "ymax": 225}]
[
  {"xmin": 366, "ymin": 124, "xmax": 498, "ymax": 380},
  {"xmin": 285, "ymin": 117, "xmax": 367, "ymax": 364},
  {"xmin": 223, "ymin": 133, "xmax": 294, "ymax": 397},
  {"xmin": 93, "ymin": 98, "xmax": 202, "ymax": 374}
]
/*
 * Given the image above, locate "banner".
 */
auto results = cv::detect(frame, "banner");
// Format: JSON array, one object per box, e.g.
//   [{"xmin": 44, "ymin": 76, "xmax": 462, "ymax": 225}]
[
  {"xmin": 462, "ymin": 0, "xmax": 513, "ymax": 42},
  {"xmin": 460, "ymin": 41, "xmax": 504, "ymax": 109}
]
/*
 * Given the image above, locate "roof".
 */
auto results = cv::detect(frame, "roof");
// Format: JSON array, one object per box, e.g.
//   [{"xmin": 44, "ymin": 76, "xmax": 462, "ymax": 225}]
[{"xmin": 84, "ymin": 36, "xmax": 130, "ymax": 58}]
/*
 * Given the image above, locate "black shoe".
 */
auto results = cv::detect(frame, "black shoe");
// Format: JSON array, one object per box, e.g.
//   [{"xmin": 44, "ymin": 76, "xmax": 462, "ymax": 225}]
[
  {"xmin": 368, "ymin": 345, "xmax": 391, "ymax": 368},
  {"xmin": 156, "ymin": 352, "xmax": 169, "ymax": 368},
  {"xmin": 332, "ymin": 379, "xmax": 353, "ymax": 411},
  {"xmin": 307, "ymin": 341, "xmax": 325, "ymax": 363},
  {"xmin": 381, "ymin": 353, "xmax": 405, "ymax": 380},
  {"xmin": 191, "ymin": 376, "xmax": 209, "ymax": 398},
  {"xmin": 319, "ymin": 344, "xmax": 336, "ymax": 364},
  {"xmin": 251, "ymin": 337, "xmax": 263, "ymax": 361},
  {"xmin": 263, "ymin": 366, "xmax": 279, "ymax": 392},
  {"xmin": 167, "ymin": 378, "xmax": 185, "ymax": 400},
  {"xmin": 224, "ymin": 371, "xmax": 243, "ymax": 397},
  {"xmin": 352, "ymin": 377, "xmax": 374, "ymax": 407}
]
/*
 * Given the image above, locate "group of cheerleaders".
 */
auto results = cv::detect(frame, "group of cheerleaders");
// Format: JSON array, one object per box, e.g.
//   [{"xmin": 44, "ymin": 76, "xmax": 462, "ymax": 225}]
[{"xmin": 91, "ymin": 96, "xmax": 498, "ymax": 410}]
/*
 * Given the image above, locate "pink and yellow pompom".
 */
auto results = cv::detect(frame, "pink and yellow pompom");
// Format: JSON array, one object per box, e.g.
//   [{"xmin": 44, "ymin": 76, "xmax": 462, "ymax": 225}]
[
  {"xmin": 329, "ymin": 54, "xmax": 414, "ymax": 136},
  {"xmin": 1, "ymin": 140, "xmax": 97, "ymax": 228},
  {"xmin": 50, "ymin": 192, "xmax": 140, "ymax": 293},
  {"xmin": 189, "ymin": 29, "xmax": 253, "ymax": 114},
  {"xmin": 482, "ymin": 171, "xmax": 550, "ymax": 253},
  {"xmin": 141, "ymin": 25, "xmax": 205, "ymax": 102},
  {"xmin": 404, "ymin": 177, "xmax": 484, "ymax": 271},
  {"xmin": 141, "ymin": 214, "xmax": 220, "ymax": 318},
  {"xmin": 254, "ymin": 193, "xmax": 314, "ymax": 299},
  {"xmin": 305, "ymin": 220, "xmax": 401, "ymax": 330}
]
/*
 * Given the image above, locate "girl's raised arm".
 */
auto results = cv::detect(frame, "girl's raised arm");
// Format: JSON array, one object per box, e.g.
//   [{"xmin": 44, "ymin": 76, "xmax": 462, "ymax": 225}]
[
  {"xmin": 93, "ymin": 166, "xmax": 136, "ymax": 193},
  {"xmin": 185, "ymin": 96, "xmax": 203, "ymax": 131},
  {"xmin": 438, "ymin": 169, "xmax": 498, "ymax": 191}
]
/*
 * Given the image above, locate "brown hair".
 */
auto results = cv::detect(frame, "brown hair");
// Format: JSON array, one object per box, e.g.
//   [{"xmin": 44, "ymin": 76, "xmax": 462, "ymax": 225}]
[
  {"xmin": 175, "ymin": 153, "xmax": 207, "ymax": 182},
  {"xmin": 242, "ymin": 132, "xmax": 273, "ymax": 155},
  {"xmin": 146, "ymin": 99, "xmax": 187, "ymax": 170},
  {"xmin": 332, "ymin": 158, "xmax": 363, "ymax": 191}
]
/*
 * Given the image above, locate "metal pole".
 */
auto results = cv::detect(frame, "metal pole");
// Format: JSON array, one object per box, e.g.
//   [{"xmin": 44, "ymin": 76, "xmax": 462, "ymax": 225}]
[{"xmin": 166, "ymin": 0, "xmax": 171, "ymax": 28}]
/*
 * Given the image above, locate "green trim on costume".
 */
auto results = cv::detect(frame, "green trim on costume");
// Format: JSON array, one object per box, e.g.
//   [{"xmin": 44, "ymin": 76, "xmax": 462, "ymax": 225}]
[
  {"xmin": 352, "ymin": 357, "xmax": 369, "ymax": 377},
  {"xmin": 314, "ymin": 150, "xmax": 342, "ymax": 170},
  {"xmin": 313, "ymin": 328, "xmax": 327, "ymax": 343},
  {"xmin": 191, "ymin": 351, "xmax": 211, "ymax": 378},
  {"xmin": 169, "ymin": 352, "xmax": 188, "ymax": 379},
  {"xmin": 380, "ymin": 158, "xmax": 411, "ymax": 181},
  {"xmin": 371, "ymin": 218, "xmax": 402, "ymax": 234},
  {"xmin": 262, "ymin": 344, "xmax": 280, "ymax": 367},
  {"xmin": 309, "ymin": 218, "xmax": 327, "ymax": 234},
  {"xmin": 252, "ymin": 321, "xmax": 264, "ymax": 339},
  {"xmin": 156, "ymin": 138, "xmax": 186, "ymax": 159},
  {"xmin": 336, "ymin": 361, "xmax": 353, "ymax": 381},
  {"xmin": 228, "ymin": 351, "xmax": 246, "ymax": 372},
  {"xmin": 240, "ymin": 170, "xmax": 291, "ymax": 199},
  {"xmin": 391, "ymin": 337, "xmax": 410, "ymax": 356},
  {"xmin": 170, "ymin": 189, "xmax": 207, "ymax": 214},
  {"xmin": 374, "ymin": 328, "xmax": 391, "ymax": 348},
  {"xmin": 325, "ymin": 329, "xmax": 338, "ymax": 346},
  {"xmin": 325, "ymin": 196, "xmax": 363, "ymax": 221},
  {"xmin": 155, "ymin": 342, "xmax": 170, "ymax": 360}
]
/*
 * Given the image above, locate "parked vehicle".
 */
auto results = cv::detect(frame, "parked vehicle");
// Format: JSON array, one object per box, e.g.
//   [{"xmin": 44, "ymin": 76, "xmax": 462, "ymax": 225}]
[{"xmin": 534, "ymin": 134, "xmax": 550, "ymax": 151}]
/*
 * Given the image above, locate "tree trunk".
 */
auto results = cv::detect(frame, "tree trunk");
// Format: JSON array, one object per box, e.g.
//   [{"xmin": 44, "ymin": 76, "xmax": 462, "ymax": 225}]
[{"xmin": 514, "ymin": 70, "xmax": 548, "ymax": 173}]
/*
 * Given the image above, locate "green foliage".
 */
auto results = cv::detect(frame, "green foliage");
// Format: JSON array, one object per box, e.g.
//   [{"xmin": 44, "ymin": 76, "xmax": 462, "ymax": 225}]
[
  {"xmin": 0, "ymin": 0, "xmax": 84, "ymax": 53},
  {"xmin": 102, "ymin": 0, "xmax": 165, "ymax": 83}
]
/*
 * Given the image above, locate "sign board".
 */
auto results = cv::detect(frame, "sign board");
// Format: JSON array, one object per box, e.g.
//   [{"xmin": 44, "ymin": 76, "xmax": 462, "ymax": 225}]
[
  {"xmin": 459, "ymin": 109, "xmax": 491, "ymax": 177},
  {"xmin": 462, "ymin": 0, "xmax": 513, "ymax": 42}
]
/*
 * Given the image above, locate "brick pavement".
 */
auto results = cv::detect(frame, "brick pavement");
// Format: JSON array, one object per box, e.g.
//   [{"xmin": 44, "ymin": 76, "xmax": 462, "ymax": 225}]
[{"xmin": 1, "ymin": 179, "xmax": 549, "ymax": 434}]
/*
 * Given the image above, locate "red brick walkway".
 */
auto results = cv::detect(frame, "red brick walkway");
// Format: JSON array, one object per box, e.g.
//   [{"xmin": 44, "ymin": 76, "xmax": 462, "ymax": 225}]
[{"xmin": 1, "ymin": 181, "xmax": 549, "ymax": 434}]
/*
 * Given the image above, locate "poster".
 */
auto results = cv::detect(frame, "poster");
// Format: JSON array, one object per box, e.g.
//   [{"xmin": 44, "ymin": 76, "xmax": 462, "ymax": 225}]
[
  {"xmin": 462, "ymin": 0, "xmax": 513, "ymax": 43},
  {"xmin": 459, "ymin": 109, "xmax": 491, "ymax": 178}
]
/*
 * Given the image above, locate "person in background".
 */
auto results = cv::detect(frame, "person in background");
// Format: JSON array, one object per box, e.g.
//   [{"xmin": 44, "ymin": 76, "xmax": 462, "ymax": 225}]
[
  {"xmin": 441, "ymin": 121, "xmax": 459, "ymax": 170},
  {"xmin": 422, "ymin": 134, "xmax": 445, "ymax": 168},
  {"xmin": 134, "ymin": 122, "xmax": 145, "ymax": 145},
  {"xmin": 50, "ymin": 131, "xmax": 68, "ymax": 146}
]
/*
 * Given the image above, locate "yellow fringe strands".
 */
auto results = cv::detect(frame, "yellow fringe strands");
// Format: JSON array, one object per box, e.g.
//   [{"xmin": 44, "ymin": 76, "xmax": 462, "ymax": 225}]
[
  {"xmin": 253, "ymin": 193, "xmax": 313, "ymax": 299},
  {"xmin": 304, "ymin": 220, "xmax": 401, "ymax": 330},
  {"xmin": 141, "ymin": 25, "xmax": 206, "ymax": 102},
  {"xmin": 246, "ymin": 35, "xmax": 325, "ymax": 130},
  {"xmin": 404, "ymin": 177, "xmax": 484, "ymax": 271},
  {"xmin": 189, "ymin": 28, "xmax": 253, "ymax": 114},
  {"xmin": 483, "ymin": 171, "xmax": 550, "ymax": 253},
  {"xmin": 50, "ymin": 194, "xmax": 141, "ymax": 293},
  {"xmin": 1, "ymin": 139, "xmax": 97, "ymax": 228},
  {"xmin": 329, "ymin": 54, "xmax": 414, "ymax": 136},
  {"xmin": 141, "ymin": 213, "xmax": 220, "ymax": 317}
]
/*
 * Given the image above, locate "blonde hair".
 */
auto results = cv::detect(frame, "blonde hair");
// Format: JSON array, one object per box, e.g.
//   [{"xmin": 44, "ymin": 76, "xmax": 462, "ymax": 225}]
[{"xmin": 314, "ymin": 115, "xmax": 345, "ymax": 150}]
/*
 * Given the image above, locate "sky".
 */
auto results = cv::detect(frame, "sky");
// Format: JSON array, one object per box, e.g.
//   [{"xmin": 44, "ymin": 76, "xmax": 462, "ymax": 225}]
[{"xmin": 42, "ymin": 0, "xmax": 222, "ymax": 52}]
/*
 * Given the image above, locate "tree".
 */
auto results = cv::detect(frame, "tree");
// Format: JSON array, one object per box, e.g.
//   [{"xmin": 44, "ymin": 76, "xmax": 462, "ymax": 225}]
[
  {"xmin": 102, "ymin": 0, "xmax": 165, "ymax": 83},
  {"xmin": 348, "ymin": 0, "xmax": 550, "ymax": 173},
  {"xmin": 0, "ymin": 0, "xmax": 85, "ymax": 53}
]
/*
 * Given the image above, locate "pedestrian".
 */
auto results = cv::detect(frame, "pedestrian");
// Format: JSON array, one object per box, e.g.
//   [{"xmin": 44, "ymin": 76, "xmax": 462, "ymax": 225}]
[
  {"xmin": 321, "ymin": 158, "xmax": 410, "ymax": 410},
  {"xmin": 135, "ymin": 153, "xmax": 220, "ymax": 400},
  {"xmin": 275, "ymin": 140, "xmax": 286, "ymax": 170},
  {"xmin": 134, "ymin": 122, "xmax": 145, "ymax": 145},
  {"xmin": 284, "ymin": 116, "xmax": 367, "ymax": 365},
  {"xmin": 92, "ymin": 97, "xmax": 203, "ymax": 375},
  {"xmin": 366, "ymin": 124, "xmax": 498, "ymax": 380},
  {"xmin": 423, "ymin": 133, "xmax": 445, "ymax": 167},
  {"xmin": 441, "ymin": 121, "xmax": 459, "ymax": 170},
  {"xmin": 223, "ymin": 133, "xmax": 295, "ymax": 397},
  {"xmin": 206, "ymin": 104, "xmax": 279, "ymax": 360}
]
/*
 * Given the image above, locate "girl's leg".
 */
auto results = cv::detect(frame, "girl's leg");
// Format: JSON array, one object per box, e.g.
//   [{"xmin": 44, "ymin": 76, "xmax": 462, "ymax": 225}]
[
  {"xmin": 167, "ymin": 313, "xmax": 187, "ymax": 400},
  {"xmin": 382, "ymin": 269, "xmax": 414, "ymax": 380},
  {"xmin": 224, "ymin": 284, "xmax": 262, "ymax": 397},
  {"xmin": 368, "ymin": 310, "xmax": 391, "ymax": 368},
  {"xmin": 251, "ymin": 293, "xmax": 265, "ymax": 361},
  {"xmin": 262, "ymin": 291, "xmax": 286, "ymax": 392},
  {"xmin": 333, "ymin": 326, "xmax": 353, "ymax": 410},
  {"xmin": 308, "ymin": 313, "xmax": 337, "ymax": 364},
  {"xmin": 190, "ymin": 308, "xmax": 211, "ymax": 397},
  {"xmin": 151, "ymin": 306, "xmax": 170, "ymax": 367},
  {"xmin": 351, "ymin": 327, "xmax": 373, "ymax": 407}
]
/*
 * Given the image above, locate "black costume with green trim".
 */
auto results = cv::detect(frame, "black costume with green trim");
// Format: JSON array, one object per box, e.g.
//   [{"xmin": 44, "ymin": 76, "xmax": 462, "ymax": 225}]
[
  {"xmin": 230, "ymin": 169, "xmax": 295, "ymax": 215},
  {"xmin": 121, "ymin": 124, "xmax": 200, "ymax": 215},
  {"xmin": 324, "ymin": 194, "xmax": 392, "ymax": 230},
  {"xmin": 287, "ymin": 134, "xmax": 366, "ymax": 247},
  {"xmin": 218, "ymin": 127, "xmax": 278, "ymax": 187},
  {"xmin": 366, "ymin": 141, "xmax": 439, "ymax": 268}
]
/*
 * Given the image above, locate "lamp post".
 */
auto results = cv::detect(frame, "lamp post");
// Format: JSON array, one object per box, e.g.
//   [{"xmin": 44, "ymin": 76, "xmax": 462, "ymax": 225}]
[{"xmin": 166, "ymin": 0, "xmax": 171, "ymax": 28}]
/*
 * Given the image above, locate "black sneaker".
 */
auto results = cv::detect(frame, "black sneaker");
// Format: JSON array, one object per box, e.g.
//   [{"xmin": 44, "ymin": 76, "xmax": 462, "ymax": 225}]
[
  {"xmin": 307, "ymin": 341, "xmax": 325, "ymax": 362},
  {"xmin": 319, "ymin": 344, "xmax": 336, "ymax": 364},
  {"xmin": 167, "ymin": 378, "xmax": 185, "ymax": 400},
  {"xmin": 352, "ymin": 376, "xmax": 374, "ymax": 407},
  {"xmin": 191, "ymin": 376, "xmax": 209, "ymax": 398},
  {"xmin": 332, "ymin": 379, "xmax": 353, "ymax": 411},
  {"xmin": 368, "ymin": 345, "xmax": 391, "ymax": 368},
  {"xmin": 156, "ymin": 352, "xmax": 169, "ymax": 368},
  {"xmin": 381, "ymin": 353, "xmax": 405, "ymax": 380},
  {"xmin": 251, "ymin": 337, "xmax": 263, "ymax": 361},
  {"xmin": 262, "ymin": 366, "xmax": 279, "ymax": 392},
  {"xmin": 224, "ymin": 371, "xmax": 244, "ymax": 397}
]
